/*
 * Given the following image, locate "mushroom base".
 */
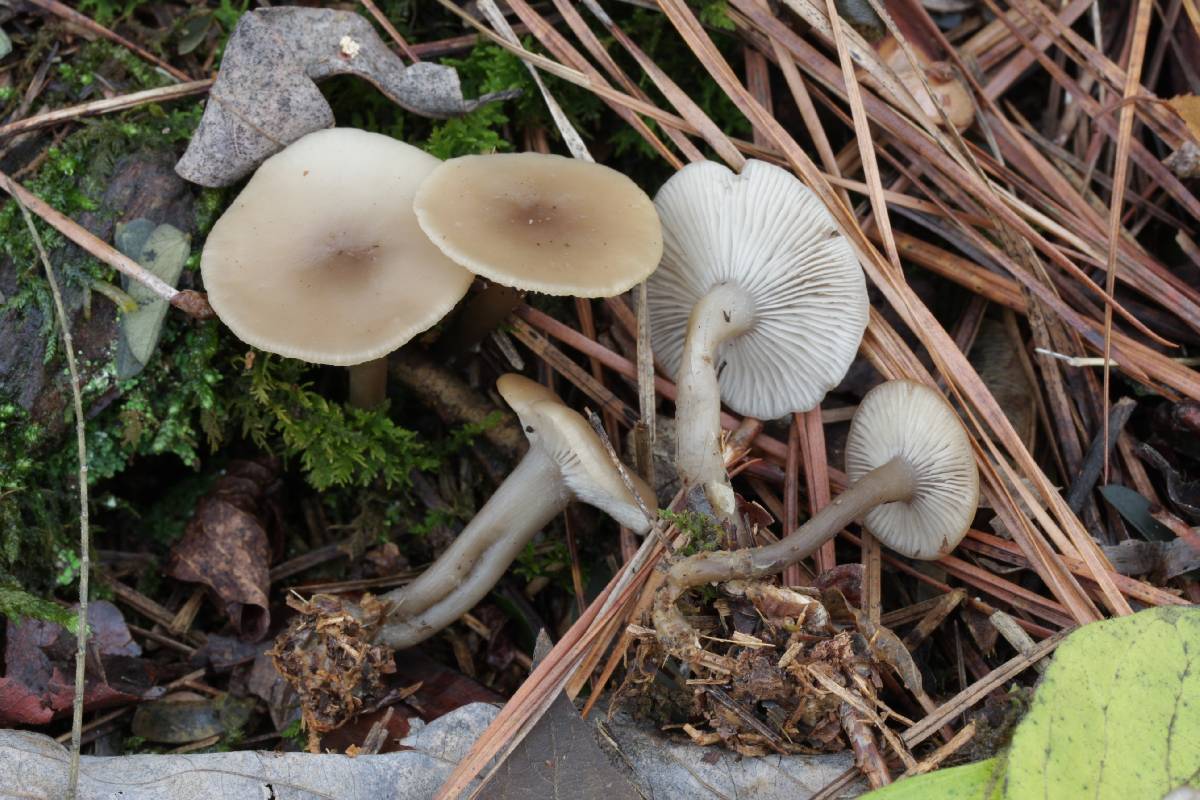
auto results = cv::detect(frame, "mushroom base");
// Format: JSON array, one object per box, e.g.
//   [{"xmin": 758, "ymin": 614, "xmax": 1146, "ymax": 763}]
[{"xmin": 653, "ymin": 456, "xmax": 916, "ymax": 660}]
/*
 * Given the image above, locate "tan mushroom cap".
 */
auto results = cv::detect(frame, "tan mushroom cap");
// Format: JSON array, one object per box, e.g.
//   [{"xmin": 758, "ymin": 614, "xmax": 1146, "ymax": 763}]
[
  {"xmin": 413, "ymin": 152, "xmax": 663, "ymax": 297},
  {"xmin": 201, "ymin": 128, "xmax": 473, "ymax": 366},
  {"xmin": 497, "ymin": 374, "xmax": 655, "ymax": 532},
  {"xmin": 844, "ymin": 380, "xmax": 979, "ymax": 560}
]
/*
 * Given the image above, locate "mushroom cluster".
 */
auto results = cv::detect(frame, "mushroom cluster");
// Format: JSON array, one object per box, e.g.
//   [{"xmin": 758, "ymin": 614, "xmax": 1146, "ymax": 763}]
[
  {"xmin": 199, "ymin": 130, "xmax": 980, "ymax": 668},
  {"xmin": 201, "ymin": 129, "xmax": 662, "ymax": 647}
]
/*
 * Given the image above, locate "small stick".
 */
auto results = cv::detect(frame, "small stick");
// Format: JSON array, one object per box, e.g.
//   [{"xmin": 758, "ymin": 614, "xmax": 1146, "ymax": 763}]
[
  {"xmin": 1036, "ymin": 347, "xmax": 1200, "ymax": 368},
  {"xmin": 989, "ymin": 610, "xmax": 1048, "ymax": 674},
  {"xmin": 902, "ymin": 589, "xmax": 966, "ymax": 651},
  {"xmin": 901, "ymin": 720, "xmax": 977, "ymax": 776},
  {"xmin": 0, "ymin": 172, "xmax": 213, "ymax": 319},
  {"xmin": 13, "ymin": 176, "xmax": 89, "ymax": 800},
  {"xmin": 902, "ymin": 631, "xmax": 1066, "ymax": 747},
  {"xmin": 27, "ymin": 0, "xmax": 192, "ymax": 83},
  {"xmin": 0, "ymin": 80, "xmax": 213, "ymax": 140},
  {"xmin": 358, "ymin": 0, "xmax": 420, "ymax": 62}
]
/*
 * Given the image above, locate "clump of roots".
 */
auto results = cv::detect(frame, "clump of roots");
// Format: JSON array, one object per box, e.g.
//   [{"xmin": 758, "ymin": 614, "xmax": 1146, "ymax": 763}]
[
  {"xmin": 620, "ymin": 574, "xmax": 915, "ymax": 788},
  {"xmin": 269, "ymin": 593, "xmax": 395, "ymax": 751}
]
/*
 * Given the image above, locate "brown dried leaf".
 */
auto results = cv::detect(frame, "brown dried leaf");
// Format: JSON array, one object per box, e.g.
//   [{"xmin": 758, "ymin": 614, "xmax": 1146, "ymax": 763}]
[
  {"xmin": 827, "ymin": 589, "xmax": 925, "ymax": 697},
  {"xmin": 175, "ymin": 7, "xmax": 518, "ymax": 187},
  {"xmin": 166, "ymin": 460, "xmax": 278, "ymax": 640},
  {"xmin": 0, "ymin": 601, "xmax": 157, "ymax": 726},
  {"xmin": 1168, "ymin": 95, "xmax": 1200, "ymax": 139}
]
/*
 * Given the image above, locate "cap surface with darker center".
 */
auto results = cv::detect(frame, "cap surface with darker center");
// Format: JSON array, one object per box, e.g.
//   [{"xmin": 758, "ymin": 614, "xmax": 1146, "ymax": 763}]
[
  {"xmin": 201, "ymin": 128, "xmax": 473, "ymax": 366},
  {"xmin": 414, "ymin": 152, "xmax": 663, "ymax": 297}
]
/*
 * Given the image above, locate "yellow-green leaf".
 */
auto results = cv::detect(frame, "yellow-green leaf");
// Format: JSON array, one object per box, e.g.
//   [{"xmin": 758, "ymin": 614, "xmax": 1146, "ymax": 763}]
[
  {"xmin": 864, "ymin": 758, "xmax": 1002, "ymax": 799},
  {"xmin": 1005, "ymin": 606, "xmax": 1200, "ymax": 799}
]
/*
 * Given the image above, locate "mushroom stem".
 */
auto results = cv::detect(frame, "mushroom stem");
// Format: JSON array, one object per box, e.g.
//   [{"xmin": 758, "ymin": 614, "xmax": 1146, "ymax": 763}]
[
  {"xmin": 653, "ymin": 456, "xmax": 917, "ymax": 656},
  {"xmin": 434, "ymin": 284, "xmax": 525, "ymax": 361},
  {"xmin": 675, "ymin": 282, "xmax": 756, "ymax": 516},
  {"xmin": 377, "ymin": 445, "xmax": 569, "ymax": 649},
  {"xmin": 347, "ymin": 357, "xmax": 389, "ymax": 409}
]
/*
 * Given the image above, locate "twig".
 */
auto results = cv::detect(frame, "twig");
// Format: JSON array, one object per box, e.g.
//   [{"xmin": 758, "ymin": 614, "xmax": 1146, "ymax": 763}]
[
  {"xmin": 8, "ymin": 173, "xmax": 90, "ymax": 800},
  {"xmin": 0, "ymin": 171, "xmax": 214, "ymax": 319},
  {"xmin": 358, "ymin": 0, "xmax": 420, "ymax": 62},
  {"xmin": 901, "ymin": 720, "xmax": 978, "ymax": 776},
  {"xmin": 27, "ymin": 0, "xmax": 192, "ymax": 83},
  {"xmin": 1035, "ymin": 347, "xmax": 1200, "ymax": 368},
  {"xmin": 0, "ymin": 80, "xmax": 213, "ymax": 140},
  {"xmin": 902, "ymin": 631, "xmax": 1066, "ymax": 747},
  {"xmin": 989, "ymin": 610, "xmax": 1048, "ymax": 674}
]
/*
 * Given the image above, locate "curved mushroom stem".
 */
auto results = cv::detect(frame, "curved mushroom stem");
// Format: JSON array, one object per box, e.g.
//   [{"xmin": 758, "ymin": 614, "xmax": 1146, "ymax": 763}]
[
  {"xmin": 675, "ymin": 282, "xmax": 756, "ymax": 518},
  {"xmin": 377, "ymin": 445, "xmax": 569, "ymax": 649},
  {"xmin": 348, "ymin": 357, "xmax": 389, "ymax": 409},
  {"xmin": 653, "ymin": 456, "xmax": 916, "ymax": 658}
]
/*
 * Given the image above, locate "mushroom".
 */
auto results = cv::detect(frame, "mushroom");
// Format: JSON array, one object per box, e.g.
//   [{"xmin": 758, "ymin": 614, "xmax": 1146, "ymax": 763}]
[
  {"xmin": 201, "ymin": 128, "xmax": 474, "ymax": 407},
  {"xmin": 646, "ymin": 159, "xmax": 868, "ymax": 517},
  {"xmin": 413, "ymin": 151, "xmax": 663, "ymax": 355},
  {"xmin": 653, "ymin": 379, "xmax": 979, "ymax": 658},
  {"xmin": 378, "ymin": 373, "xmax": 655, "ymax": 649}
]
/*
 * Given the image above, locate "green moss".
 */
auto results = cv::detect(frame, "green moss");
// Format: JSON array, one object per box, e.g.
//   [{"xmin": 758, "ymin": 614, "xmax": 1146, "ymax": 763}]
[
  {"xmin": 230, "ymin": 354, "xmax": 436, "ymax": 492},
  {"xmin": 76, "ymin": 0, "xmax": 153, "ymax": 26},
  {"xmin": 659, "ymin": 508, "xmax": 725, "ymax": 556},
  {"xmin": 0, "ymin": 584, "xmax": 76, "ymax": 631}
]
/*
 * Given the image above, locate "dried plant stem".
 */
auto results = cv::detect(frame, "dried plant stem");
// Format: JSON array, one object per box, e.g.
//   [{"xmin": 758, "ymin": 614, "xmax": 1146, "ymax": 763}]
[
  {"xmin": 6, "ymin": 176, "xmax": 89, "ymax": 799},
  {"xmin": 0, "ymin": 80, "xmax": 213, "ymax": 140},
  {"xmin": 1100, "ymin": 0, "xmax": 1153, "ymax": 484},
  {"xmin": 27, "ymin": 0, "xmax": 191, "ymax": 82},
  {"xmin": 358, "ymin": 0, "xmax": 420, "ymax": 61}
]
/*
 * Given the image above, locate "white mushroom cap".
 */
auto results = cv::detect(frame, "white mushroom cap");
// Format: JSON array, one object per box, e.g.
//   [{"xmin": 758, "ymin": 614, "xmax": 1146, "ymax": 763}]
[
  {"xmin": 201, "ymin": 128, "xmax": 473, "ymax": 366},
  {"xmin": 647, "ymin": 160, "xmax": 868, "ymax": 420},
  {"xmin": 844, "ymin": 380, "xmax": 979, "ymax": 560},
  {"xmin": 497, "ymin": 374, "xmax": 655, "ymax": 532},
  {"xmin": 413, "ymin": 152, "xmax": 663, "ymax": 297}
]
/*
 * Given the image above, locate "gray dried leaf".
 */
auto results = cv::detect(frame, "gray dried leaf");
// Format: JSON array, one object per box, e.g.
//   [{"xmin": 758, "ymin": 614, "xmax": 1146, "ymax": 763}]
[
  {"xmin": 479, "ymin": 693, "xmax": 640, "ymax": 800},
  {"xmin": 0, "ymin": 702, "xmax": 501, "ymax": 800},
  {"xmin": 176, "ymin": 7, "xmax": 518, "ymax": 187}
]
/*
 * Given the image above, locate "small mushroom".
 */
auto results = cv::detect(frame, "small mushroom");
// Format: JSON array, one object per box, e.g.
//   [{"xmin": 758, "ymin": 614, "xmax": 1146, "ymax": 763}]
[
  {"xmin": 413, "ymin": 151, "xmax": 663, "ymax": 355},
  {"xmin": 647, "ymin": 159, "xmax": 868, "ymax": 515},
  {"xmin": 201, "ymin": 128, "xmax": 474, "ymax": 407},
  {"xmin": 653, "ymin": 380, "xmax": 979, "ymax": 658},
  {"xmin": 378, "ymin": 373, "xmax": 654, "ymax": 649}
]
